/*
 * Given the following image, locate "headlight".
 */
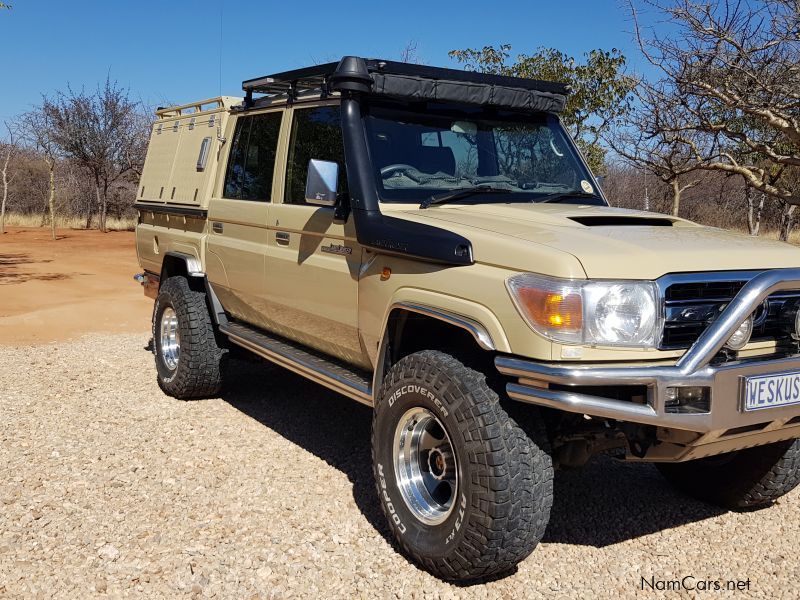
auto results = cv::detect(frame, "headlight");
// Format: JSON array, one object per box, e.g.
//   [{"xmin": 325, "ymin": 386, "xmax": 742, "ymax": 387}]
[{"xmin": 506, "ymin": 274, "xmax": 661, "ymax": 347}]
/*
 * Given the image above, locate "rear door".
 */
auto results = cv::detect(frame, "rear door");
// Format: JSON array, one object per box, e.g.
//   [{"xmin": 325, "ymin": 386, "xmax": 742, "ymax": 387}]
[
  {"xmin": 205, "ymin": 109, "xmax": 285, "ymax": 328},
  {"xmin": 263, "ymin": 102, "xmax": 367, "ymax": 369}
]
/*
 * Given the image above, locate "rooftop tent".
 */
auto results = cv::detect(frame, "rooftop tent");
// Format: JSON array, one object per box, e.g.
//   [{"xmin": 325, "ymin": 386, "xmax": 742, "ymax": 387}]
[{"xmin": 241, "ymin": 57, "xmax": 569, "ymax": 113}]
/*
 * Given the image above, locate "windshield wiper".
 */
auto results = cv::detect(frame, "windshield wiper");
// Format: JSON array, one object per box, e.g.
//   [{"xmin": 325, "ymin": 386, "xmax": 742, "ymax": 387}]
[
  {"xmin": 535, "ymin": 190, "xmax": 603, "ymax": 204},
  {"xmin": 420, "ymin": 186, "xmax": 513, "ymax": 209}
]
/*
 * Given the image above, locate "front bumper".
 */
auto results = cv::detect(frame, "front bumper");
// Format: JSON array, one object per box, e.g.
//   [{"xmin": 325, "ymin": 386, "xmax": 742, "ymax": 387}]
[
  {"xmin": 495, "ymin": 269, "xmax": 800, "ymax": 443},
  {"xmin": 496, "ymin": 352, "xmax": 800, "ymax": 434}
]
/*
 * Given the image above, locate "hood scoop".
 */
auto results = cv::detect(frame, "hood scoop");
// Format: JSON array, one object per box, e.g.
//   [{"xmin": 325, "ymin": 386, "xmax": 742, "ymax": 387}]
[{"xmin": 569, "ymin": 215, "xmax": 674, "ymax": 227}]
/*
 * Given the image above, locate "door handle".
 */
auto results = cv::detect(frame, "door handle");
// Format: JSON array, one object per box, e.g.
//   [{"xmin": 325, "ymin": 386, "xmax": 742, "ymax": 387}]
[
  {"xmin": 212, "ymin": 222, "xmax": 224, "ymax": 234},
  {"xmin": 275, "ymin": 231, "xmax": 290, "ymax": 245}
]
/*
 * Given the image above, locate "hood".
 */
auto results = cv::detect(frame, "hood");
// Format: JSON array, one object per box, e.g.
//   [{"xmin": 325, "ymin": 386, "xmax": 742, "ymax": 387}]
[{"xmin": 388, "ymin": 203, "xmax": 800, "ymax": 279}]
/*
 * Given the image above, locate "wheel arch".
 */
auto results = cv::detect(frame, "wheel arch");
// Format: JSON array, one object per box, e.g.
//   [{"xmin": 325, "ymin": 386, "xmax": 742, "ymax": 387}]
[
  {"xmin": 158, "ymin": 251, "xmax": 227, "ymax": 327},
  {"xmin": 160, "ymin": 251, "xmax": 202, "ymax": 286},
  {"xmin": 372, "ymin": 298, "xmax": 510, "ymax": 395}
]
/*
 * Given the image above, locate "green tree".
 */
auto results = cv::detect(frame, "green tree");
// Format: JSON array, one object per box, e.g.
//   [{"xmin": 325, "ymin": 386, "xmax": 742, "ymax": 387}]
[{"xmin": 449, "ymin": 44, "xmax": 635, "ymax": 174}]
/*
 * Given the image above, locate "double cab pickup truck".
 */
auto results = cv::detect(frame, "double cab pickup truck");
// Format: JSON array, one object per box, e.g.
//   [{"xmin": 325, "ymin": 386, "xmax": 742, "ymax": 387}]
[{"xmin": 134, "ymin": 57, "xmax": 800, "ymax": 582}]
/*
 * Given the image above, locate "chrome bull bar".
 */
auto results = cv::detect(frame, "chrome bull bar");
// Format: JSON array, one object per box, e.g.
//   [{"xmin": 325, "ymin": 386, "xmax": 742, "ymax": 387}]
[{"xmin": 496, "ymin": 268, "xmax": 800, "ymax": 433}]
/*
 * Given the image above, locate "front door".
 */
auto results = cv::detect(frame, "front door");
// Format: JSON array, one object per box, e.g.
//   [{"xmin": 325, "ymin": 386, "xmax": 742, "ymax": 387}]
[
  {"xmin": 264, "ymin": 103, "xmax": 367, "ymax": 369},
  {"xmin": 205, "ymin": 110, "xmax": 283, "ymax": 328}
]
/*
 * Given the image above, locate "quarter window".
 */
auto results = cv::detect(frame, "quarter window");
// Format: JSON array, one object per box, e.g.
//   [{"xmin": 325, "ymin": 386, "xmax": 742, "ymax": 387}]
[
  {"xmin": 285, "ymin": 106, "xmax": 347, "ymax": 205},
  {"xmin": 223, "ymin": 112, "xmax": 282, "ymax": 201}
]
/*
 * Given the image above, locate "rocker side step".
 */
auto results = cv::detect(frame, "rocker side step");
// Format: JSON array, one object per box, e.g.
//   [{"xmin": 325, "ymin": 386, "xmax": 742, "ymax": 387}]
[{"xmin": 219, "ymin": 321, "xmax": 373, "ymax": 405}]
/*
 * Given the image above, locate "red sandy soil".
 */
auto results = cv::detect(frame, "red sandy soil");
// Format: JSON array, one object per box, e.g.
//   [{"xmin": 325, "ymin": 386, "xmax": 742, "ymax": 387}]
[{"xmin": 0, "ymin": 228, "xmax": 152, "ymax": 345}]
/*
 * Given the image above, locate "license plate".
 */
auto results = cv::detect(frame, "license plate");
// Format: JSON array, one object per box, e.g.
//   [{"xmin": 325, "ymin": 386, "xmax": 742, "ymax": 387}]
[{"xmin": 743, "ymin": 371, "xmax": 800, "ymax": 411}]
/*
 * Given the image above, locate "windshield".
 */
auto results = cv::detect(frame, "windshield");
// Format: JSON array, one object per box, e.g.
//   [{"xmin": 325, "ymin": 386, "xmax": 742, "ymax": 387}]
[{"xmin": 364, "ymin": 104, "xmax": 601, "ymax": 204}]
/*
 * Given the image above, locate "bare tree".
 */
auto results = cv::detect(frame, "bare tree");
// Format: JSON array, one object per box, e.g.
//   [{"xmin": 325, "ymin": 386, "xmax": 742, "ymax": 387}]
[
  {"xmin": 19, "ymin": 109, "xmax": 60, "ymax": 240},
  {"xmin": 400, "ymin": 41, "xmax": 421, "ymax": 64},
  {"xmin": 1, "ymin": 121, "xmax": 18, "ymax": 234},
  {"xmin": 606, "ymin": 81, "xmax": 701, "ymax": 215},
  {"xmin": 629, "ymin": 0, "xmax": 800, "ymax": 211},
  {"xmin": 43, "ymin": 79, "xmax": 145, "ymax": 232}
]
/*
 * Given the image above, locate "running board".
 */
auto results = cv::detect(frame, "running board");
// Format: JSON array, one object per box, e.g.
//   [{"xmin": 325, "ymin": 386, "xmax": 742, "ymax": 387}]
[{"xmin": 219, "ymin": 322, "xmax": 373, "ymax": 405}]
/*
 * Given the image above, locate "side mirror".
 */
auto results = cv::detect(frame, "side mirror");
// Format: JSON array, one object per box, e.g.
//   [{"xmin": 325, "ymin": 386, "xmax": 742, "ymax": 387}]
[{"xmin": 305, "ymin": 159, "xmax": 339, "ymax": 207}]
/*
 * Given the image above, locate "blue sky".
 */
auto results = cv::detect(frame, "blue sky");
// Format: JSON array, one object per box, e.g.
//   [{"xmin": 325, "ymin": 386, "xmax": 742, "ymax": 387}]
[{"xmin": 1, "ymin": 1, "xmax": 650, "ymax": 121}]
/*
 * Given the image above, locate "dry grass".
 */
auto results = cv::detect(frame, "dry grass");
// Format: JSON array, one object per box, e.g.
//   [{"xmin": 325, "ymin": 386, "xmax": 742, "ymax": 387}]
[
  {"xmin": 1, "ymin": 212, "xmax": 136, "ymax": 232},
  {"xmin": 728, "ymin": 227, "xmax": 800, "ymax": 246}
]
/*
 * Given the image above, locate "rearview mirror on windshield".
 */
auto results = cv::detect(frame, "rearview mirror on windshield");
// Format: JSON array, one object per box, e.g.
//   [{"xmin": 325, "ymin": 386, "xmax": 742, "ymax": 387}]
[
  {"xmin": 305, "ymin": 159, "xmax": 339, "ymax": 207},
  {"xmin": 451, "ymin": 121, "xmax": 477, "ymax": 136}
]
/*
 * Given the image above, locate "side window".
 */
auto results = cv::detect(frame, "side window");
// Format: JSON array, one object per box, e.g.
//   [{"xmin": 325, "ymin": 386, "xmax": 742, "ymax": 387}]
[
  {"xmin": 223, "ymin": 112, "xmax": 282, "ymax": 201},
  {"xmin": 285, "ymin": 106, "xmax": 347, "ymax": 205},
  {"xmin": 223, "ymin": 118, "xmax": 249, "ymax": 198}
]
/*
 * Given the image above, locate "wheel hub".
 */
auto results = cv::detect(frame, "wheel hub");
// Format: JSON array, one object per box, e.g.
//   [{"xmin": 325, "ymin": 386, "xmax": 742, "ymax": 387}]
[
  {"xmin": 159, "ymin": 307, "xmax": 180, "ymax": 370},
  {"xmin": 393, "ymin": 407, "xmax": 458, "ymax": 525},
  {"xmin": 427, "ymin": 446, "xmax": 454, "ymax": 481}
]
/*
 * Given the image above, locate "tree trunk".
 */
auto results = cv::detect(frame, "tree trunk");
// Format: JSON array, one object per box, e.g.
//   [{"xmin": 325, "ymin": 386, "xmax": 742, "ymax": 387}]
[
  {"xmin": 48, "ymin": 159, "xmax": 56, "ymax": 240},
  {"xmin": 94, "ymin": 183, "xmax": 104, "ymax": 232},
  {"xmin": 670, "ymin": 179, "xmax": 682, "ymax": 216},
  {"xmin": 1, "ymin": 132, "xmax": 13, "ymax": 236},
  {"xmin": 779, "ymin": 204, "xmax": 796, "ymax": 242},
  {"xmin": 85, "ymin": 195, "xmax": 93, "ymax": 229},
  {"xmin": 0, "ymin": 177, "xmax": 6, "ymax": 234},
  {"xmin": 746, "ymin": 188, "xmax": 765, "ymax": 236},
  {"xmin": 100, "ymin": 182, "xmax": 108, "ymax": 233},
  {"xmin": 1, "ymin": 151, "xmax": 9, "ymax": 236}
]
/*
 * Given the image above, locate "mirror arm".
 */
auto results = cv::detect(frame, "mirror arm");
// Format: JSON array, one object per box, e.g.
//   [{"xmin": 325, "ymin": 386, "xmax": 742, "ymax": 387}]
[{"xmin": 333, "ymin": 193, "xmax": 351, "ymax": 224}]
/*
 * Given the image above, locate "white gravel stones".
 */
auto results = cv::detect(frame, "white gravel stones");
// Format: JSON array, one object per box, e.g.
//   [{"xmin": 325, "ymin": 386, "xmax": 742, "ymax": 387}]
[{"xmin": 1, "ymin": 333, "xmax": 798, "ymax": 598}]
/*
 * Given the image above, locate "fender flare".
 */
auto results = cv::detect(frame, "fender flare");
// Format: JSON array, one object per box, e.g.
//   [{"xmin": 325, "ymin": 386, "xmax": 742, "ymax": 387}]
[
  {"xmin": 159, "ymin": 251, "xmax": 227, "ymax": 327},
  {"xmin": 371, "ymin": 293, "xmax": 511, "ymax": 396},
  {"xmin": 160, "ymin": 250, "xmax": 203, "ymax": 278}
]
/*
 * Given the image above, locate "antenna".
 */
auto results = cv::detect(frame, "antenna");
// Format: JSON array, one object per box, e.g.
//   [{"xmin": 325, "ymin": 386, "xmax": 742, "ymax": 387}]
[{"xmin": 218, "ymin": 4, "xmax": 223, "ymax": 96}]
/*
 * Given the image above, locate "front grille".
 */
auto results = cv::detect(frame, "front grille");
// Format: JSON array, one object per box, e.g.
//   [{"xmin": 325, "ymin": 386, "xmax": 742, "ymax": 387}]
[
  {"xmin": 665, "ymin": 281, "xmax": 745, "ymax": 302},
  {"xmin": 661, "ymin": 277, "xmax": 800, "ymax": 350}
]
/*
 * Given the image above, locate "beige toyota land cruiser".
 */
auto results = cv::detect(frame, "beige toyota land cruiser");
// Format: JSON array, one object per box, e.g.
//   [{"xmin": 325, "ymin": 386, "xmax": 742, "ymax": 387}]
[{"xmin": 134, "ymin": 57, "xmax": 800, "ymax": 582}]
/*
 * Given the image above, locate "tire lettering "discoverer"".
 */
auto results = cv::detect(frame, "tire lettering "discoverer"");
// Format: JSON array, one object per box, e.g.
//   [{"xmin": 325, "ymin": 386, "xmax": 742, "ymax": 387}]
[{"xmin": 387, "ymin": 385, "xmax": 449, "ymax": 417}]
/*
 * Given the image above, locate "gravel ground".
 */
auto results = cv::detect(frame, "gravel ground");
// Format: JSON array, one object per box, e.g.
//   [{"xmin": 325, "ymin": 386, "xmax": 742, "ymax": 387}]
[{"xmin": 1, "ymin": 333, "xmax": 798, "ymax": 599}]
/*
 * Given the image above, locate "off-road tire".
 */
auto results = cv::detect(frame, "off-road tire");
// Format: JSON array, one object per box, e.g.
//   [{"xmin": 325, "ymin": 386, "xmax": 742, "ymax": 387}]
[
  {"xmin": 372, "ymin": 350, "xmax": 553, "ymax": 582},
  {"xmin": 152, "ymin": 276, "xmax": 225, "ymax": 399},
  {"xmin": 657, "ymin": 438, "xmax": 800, "ymax": 509}
]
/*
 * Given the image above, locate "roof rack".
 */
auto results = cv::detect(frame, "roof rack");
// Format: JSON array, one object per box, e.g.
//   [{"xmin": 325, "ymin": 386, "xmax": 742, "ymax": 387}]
[
  {"xmin": 242, "ymin": 62, "xmax": 340, "ymax": 103},
  {"xmin": 241, "ymin": 58, "xmax": 569, "ymax": 109},
  {"xmin": 155, "ymin": 96, "xmax": 242, "ymax": 119}
]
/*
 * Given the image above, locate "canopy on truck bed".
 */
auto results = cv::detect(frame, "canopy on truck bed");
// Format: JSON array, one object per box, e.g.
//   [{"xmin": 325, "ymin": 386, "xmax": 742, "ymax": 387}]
[
  {"xmin": 136, "ymin": 96, "xmax": 241, "ymax": 211},
  {"xmin": 241, "ymin": 57, "xmax": 568, "ymax": 114}
]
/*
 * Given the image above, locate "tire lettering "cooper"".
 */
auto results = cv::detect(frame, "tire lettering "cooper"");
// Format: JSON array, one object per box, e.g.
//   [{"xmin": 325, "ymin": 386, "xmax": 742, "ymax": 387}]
[
  {"xmin": 387, "ymin": 385, "xmax": 449, "ymax": 417},
  {"xmin": 445, "ymin": 493, "xmax": 467, "ymax": 545},
  {"xmin": 377, "ymin": 463, "xmax": 406, "ymax": 534}
]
